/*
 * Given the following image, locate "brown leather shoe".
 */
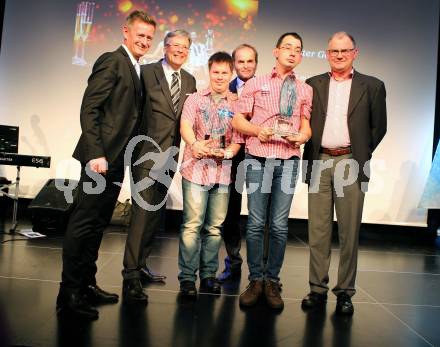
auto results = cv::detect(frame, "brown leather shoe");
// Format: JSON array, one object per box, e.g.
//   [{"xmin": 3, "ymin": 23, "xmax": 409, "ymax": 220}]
[
  {"xmin": 264, "ymin": 280, "xmax": 284, "ymax": 310},
  {"xmin": 239, "ymin": 280, "xmax": 263, "ymax": 307}
]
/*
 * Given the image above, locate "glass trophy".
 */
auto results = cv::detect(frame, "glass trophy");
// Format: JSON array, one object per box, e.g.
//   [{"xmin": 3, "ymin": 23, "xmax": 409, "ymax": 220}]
[
  {"xmin": 273, "ymin": 116, "xmax": 299, "ymax": 138},
  {"xmin": 205, "ymin": 129, "xmax": 226, "ymax": 156}
]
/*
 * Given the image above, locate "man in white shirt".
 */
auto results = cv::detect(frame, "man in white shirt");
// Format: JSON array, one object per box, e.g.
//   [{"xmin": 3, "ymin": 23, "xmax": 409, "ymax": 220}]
[{"xmin": 302, "ymin": 32, "xmax": 387, "ymax": 315}]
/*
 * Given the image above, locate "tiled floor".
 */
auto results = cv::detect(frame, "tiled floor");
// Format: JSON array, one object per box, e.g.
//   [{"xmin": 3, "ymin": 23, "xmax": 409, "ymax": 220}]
[{"xmin": 0, "ymin": 217, "xmax": 439, "ymax": 347}]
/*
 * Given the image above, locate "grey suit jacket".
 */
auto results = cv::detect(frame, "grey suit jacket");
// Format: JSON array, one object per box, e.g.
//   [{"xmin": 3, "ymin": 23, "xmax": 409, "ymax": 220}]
[
  {"xmin": 303, "ymin": 70, "xmax": 387, "ymax": 186},
  {"xmin": 136, "ymin": 60, "xmax": 197, "ymax": 171}
]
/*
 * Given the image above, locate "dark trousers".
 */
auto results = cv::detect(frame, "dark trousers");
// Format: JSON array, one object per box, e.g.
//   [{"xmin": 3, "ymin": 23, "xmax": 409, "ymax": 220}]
[
  {"xmin": 122, "ymin": 166, "xmax": 168, "ymax": 280},
  {"xmin": 222, "ymin": 147, "xmax": 245, "ymax": 272},
  {"xmin": 61, "ymin": 159, "xmax": 124, "ymax": 292}
]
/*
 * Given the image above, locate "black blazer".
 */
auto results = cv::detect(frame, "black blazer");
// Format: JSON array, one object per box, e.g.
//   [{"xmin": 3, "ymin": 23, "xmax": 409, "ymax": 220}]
[
  {"xmin": 229, "ymin": 77, "xmax": 239, "ymax": 94},
  {"xmin": 136, "ymin": 61, "xmax": 196, "ymax": 170},
  {"xmin": 73, "ymin": 46, "xmax": 148, "ymax": 165},
  {"xmin": 303, "ymin": 71, "xmax": 387, "ymax": 185}
]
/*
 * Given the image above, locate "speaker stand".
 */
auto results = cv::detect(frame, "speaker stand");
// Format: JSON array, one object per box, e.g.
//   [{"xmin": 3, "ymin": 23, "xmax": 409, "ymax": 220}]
[{"xmin": 0, "ymin": 166, "xmax": 21, "ymax": 234}]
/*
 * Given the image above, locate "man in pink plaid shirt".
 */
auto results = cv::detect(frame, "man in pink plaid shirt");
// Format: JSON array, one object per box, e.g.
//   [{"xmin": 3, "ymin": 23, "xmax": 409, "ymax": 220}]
[
  {"xmin": 232, "ymin": 32, "xmax": 313, "ymax": 310},
  {"xmin": 178, "ymin": 52, "xmax": 243, "ymax": 297}
]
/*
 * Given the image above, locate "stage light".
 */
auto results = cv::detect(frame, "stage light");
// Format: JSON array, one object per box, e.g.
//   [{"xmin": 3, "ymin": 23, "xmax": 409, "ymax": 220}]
[
  {"xmin": 118, "ymin": 0, "xmax": 133, "ymax": 13},
  {"xmin": 169, "ymin": 14, "xmax": 179, "ymax": 24},
  {"xmin": 225, "ymin": 0, "xmax": 258, "ymax": 17}
]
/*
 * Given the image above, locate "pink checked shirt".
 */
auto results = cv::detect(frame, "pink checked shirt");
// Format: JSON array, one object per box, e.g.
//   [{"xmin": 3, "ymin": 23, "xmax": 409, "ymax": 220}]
[
  {"xmin": 237, "ymin": 68, "xmax": 313, "ymax": 159},
  {"xmin": 180, "ymin": 88, "xmax": 244, "ymax": 186}
]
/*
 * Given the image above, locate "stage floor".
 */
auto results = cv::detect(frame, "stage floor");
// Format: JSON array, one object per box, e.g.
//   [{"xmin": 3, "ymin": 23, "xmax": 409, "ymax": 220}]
[{"xmin": 1, "ymin": 218, "xmax": 439, "ymax": 347}]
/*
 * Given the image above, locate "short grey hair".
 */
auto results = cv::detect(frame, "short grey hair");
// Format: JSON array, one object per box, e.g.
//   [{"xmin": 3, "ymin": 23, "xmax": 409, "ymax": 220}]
[
  {"xmin": 328, "ymin": 31, "xmax": 356, "ymax": 48},
  {"xmin": 163, "ymin": 30, "xmax": 192, "ymax": 48}
]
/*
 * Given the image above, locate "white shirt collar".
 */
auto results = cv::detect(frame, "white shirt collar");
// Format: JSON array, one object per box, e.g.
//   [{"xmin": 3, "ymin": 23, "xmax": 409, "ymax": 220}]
[
  {"xmin": 236, "ymin": 77, "xmax": 246, "ymax": 90},
  {"xmin": 122, "ymin": 44, "xmax": 139, "ymax": 65},
  {"xmin": 162, "ymin": 59, "xmax": 182, "ymax": 88},
  {"xmin": 162, "ymin": 59, "xmax": 181, "ymax": 77}
]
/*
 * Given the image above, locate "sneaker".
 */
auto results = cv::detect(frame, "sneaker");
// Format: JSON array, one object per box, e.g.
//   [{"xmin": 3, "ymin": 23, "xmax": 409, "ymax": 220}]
[
  {"xmin": 217, "ymin": 257, "xmax": 241, "ymax": 283},
  {"xmin": 239, "ymin": 280, "xmax": 263, "ymax": 307},
  {"xmin": 264, "ymin": 280, "xmax": 284, "ymax": 310},
  {"xmin": 200, "ymin": 277, "xmax": 221, "ymax": 294},
  {"xmin": 179, "ymin": 281, "xmax": 197, "ymax": 298}
]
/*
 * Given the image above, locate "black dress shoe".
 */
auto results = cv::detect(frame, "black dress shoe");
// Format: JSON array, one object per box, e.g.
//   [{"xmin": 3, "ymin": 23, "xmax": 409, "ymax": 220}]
[
  {"xmin": 301, "ymin": 292, "xmax": 327, "ymax": 309},
  {"xmin": 56, "ymin": 291, "xmax": 99, "ymax": 320},
  {"xmin": 140, "ymin": 266, "xmax": 166, "ymax": 282},
  {"xmin": 123, "ymin": 279, "xmax": 148, "ymax": 303},
  {"xmin": 336, "ymin": 293, "xmax": 354, "ymax": 315},
  {"xmin": 200, "ymin": 277, "xmax": 221, "ymax": 294},
  {"xmin": 84, "ymin": 284, "xmax": 119, "ymax": 305},
  {"xmin": 179, "ymin": 281, "xmax": 197, "ymax": 298}
]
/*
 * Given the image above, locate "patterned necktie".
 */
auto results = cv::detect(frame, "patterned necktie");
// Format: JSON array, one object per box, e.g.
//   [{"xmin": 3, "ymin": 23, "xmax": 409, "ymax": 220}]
[
  {"xmin": 170, "ymin": 72, "xmax": 180, "ymax": 113},
  {"xmin": 279, "ymin": 75, "xmax": 297, "ymax": 118}
]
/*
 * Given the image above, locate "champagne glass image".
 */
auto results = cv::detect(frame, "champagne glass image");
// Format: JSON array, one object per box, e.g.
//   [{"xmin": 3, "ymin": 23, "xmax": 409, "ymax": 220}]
[
  {"xmin": 205, "ymin": 29, "xmax": 214, "ymax": 56},
  {"xmin": 72, "ymin": 2, "xmax": 95, "ymax": 66}
]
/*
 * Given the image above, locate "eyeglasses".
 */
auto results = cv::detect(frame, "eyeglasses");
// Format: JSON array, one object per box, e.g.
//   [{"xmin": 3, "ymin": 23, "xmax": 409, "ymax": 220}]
[
  {"xmin": 166, "ymin": 43, "xmax": 190, "ymax": 51},
  {"xmin": 279, "ymin": 44, "xmax": 302, "ymax": 55},
  {"xmin": 327, "ymin": 48, "xmax": 355, "ymax": 57}
]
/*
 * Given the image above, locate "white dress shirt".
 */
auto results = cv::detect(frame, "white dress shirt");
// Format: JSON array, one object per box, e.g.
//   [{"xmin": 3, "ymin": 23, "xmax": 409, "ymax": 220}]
[
  {"xmin": 162, "ymin": 59, "xmax": 181, "ymax": 90},
  {"xmin": 122, "ymin": 44, "xmax": 140, "ymax": 78},
  {"xmin": 321, "ymin": 75, "xmax": 352, "ymax": 148}
]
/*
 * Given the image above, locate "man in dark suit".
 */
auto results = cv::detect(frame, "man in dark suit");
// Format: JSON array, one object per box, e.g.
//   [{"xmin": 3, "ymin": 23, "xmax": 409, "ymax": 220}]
[
  {"xmin": 122, "ymin": 30, "xmax": 196, "ymax": 300},
  {"xmin": 217, "ymin": 44, "xmax": 258, "ymax": 283},
  {"xmin": 301, "ymin": 32, "xmax": 387, "ymax": 315},
  {"xmin": 57, "ymin": 11, "xmax": 156, "ymax": 319}
]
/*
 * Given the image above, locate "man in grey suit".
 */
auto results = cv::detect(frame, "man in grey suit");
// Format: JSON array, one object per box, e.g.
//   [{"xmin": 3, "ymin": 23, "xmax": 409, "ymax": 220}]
[
  {"xmin": 301, "ymin": 32, "xmax": 387, "ymax": 315},
  {"xmin": 122, "ymin": 30, "xmax": 197, "ymax": 302}
]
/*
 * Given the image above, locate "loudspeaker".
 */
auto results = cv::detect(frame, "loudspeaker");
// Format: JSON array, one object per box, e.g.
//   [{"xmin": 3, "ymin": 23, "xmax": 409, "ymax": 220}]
[{"xmin": 28, "ymin": 179, "xmax": 79, "ymax": 234}]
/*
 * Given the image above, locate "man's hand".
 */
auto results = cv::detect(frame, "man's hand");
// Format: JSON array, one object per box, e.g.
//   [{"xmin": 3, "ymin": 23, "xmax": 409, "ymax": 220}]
[
  {"xmin": 209, "ymin": 148, "xmax": 225, "ymax": 159},
  {"xmin": 284, "ymin": 132, "xmax": 309, "ymax": 148},
  {"xmin": 88, "ymin": 157, "xmax": 108, "ymax": 174},
  {"xmin": 257, "ymin": 127, "xmax": 274, "ymax": 142},
  {"xmin": 191, "ymin": 139, "xmax": 213, "ymax": 159}
]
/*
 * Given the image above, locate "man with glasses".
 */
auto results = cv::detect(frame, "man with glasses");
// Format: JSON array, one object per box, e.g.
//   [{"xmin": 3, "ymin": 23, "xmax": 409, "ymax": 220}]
[
  {"xmin": 232, "ymin": 33, "xmax": 312, "ymax": 310},
  {"xmin": 122, "ymin": 30, "xmax": 196, "ymax": 302},
  {"xmin": 301, "ymin": 32, "xmax": 387, "ymax": 315}
]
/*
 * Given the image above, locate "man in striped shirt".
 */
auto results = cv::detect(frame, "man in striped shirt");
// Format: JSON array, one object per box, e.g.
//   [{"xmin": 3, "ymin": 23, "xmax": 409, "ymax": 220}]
[
  {"xmin": 232, "ymin": 32, "xmax": 313, "ymax": 310},
  {"xmin": 178, "ymin": 52, "xmax": 243, "ymax": 297}
]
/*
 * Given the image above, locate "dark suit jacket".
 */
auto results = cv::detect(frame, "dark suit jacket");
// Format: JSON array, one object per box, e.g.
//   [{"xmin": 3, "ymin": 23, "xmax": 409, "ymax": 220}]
[
  {"xmin": 73, "ymin": 46, "xmax": 148, "ymax": 165},
  {"xmin": 303, "ymin": 71, "xmax": 387, "ymax": 185},
  {"xmin": 229, "ymin": 77, "xmax": 239, "ymax": 94},
  {"xmin": 136, "ymin": 60, "xmax": 196, "ymax": 170}
]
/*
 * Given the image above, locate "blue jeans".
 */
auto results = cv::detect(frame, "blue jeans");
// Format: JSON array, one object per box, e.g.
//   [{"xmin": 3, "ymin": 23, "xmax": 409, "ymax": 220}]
[
  {"xmin": 178, "ymin": 178, "xmax": 230, "ymax": 283},
  {"xmin": 244, "ymin": 154, "xmax": 299, "ymax": 281}
]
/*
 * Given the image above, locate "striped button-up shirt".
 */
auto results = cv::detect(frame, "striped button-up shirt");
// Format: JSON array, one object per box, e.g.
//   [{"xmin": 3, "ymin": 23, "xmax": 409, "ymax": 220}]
[
  {"xmin": 180, "ymin": 88, "xmax": 244, "ymax": 186},
  {"xmin": 237, "ymin": 68, "xmax": 313, "ymax": 159}
]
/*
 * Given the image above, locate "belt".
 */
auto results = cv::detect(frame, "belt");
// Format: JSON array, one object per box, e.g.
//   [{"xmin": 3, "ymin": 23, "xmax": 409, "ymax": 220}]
[
  {"xmin": 247, "ymin": 154, "xmax": 299, "ymax": 163},
  {"xmin": 320, "ymin": 146, "xmax": 351, "ymax": 156}
]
